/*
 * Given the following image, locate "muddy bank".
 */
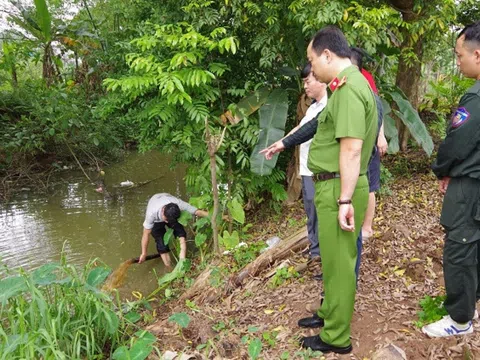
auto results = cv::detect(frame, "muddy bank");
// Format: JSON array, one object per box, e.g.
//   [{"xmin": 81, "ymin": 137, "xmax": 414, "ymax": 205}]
[{"xmin": 143, "ymin": 173, "xmax": 480, "ymax": 359}]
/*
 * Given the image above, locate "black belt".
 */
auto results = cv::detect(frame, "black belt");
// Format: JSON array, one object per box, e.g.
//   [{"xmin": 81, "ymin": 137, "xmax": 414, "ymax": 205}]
[{"xmin": 312, "ymin": 172, "xmax": 340, "ymax": 182}]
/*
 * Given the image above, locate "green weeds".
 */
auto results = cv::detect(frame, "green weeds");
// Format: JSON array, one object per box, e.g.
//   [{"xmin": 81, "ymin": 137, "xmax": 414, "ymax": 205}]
[
  {"xmin": 0, "ymin": 259, "xmax": 155, "ymax": 359},
  {"xmin": 414, "ymin": 295, "xmax": 448, "ymax": 328},
  {"xmin": 268, "ymin": 266, "xmax": 299, "ymax": 289}
]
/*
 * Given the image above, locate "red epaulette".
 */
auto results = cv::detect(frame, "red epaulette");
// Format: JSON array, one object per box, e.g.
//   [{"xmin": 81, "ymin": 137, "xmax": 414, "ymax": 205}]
[{"xmin": 328, "ymin": 76, "xmax": 347, "ymax": 92}]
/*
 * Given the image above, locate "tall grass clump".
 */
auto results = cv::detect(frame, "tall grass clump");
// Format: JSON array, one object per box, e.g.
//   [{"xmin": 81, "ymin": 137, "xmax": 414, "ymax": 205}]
[{"xmin": 0, "ymin": 257, "xmax": 154, "ymax": 359}]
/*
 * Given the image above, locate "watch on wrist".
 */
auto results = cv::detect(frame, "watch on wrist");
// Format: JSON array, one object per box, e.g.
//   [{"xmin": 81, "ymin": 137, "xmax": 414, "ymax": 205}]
[{"xmin": 337, "ymin": 198, "xmax": 352, "ymax": 206}]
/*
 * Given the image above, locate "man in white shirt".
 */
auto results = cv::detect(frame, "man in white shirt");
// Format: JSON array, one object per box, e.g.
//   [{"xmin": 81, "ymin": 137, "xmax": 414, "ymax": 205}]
[
  {"xmin": 263, "ymin": 63, "xmax": 327, "ymax": 258},
  {"xmin": 139, "ymin": 193, "xmax": 208, "ymax": 268}
]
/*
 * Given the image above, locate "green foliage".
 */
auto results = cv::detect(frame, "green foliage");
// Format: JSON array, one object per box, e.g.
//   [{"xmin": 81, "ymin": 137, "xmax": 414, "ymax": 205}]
[
  {"xmin": 231, "ymin": 87, "xmax": 270, "ymax": 123},
  {"xmin": 156, "ymin": 259, "xmax": 191, "ymax": 288},
  {"xmin": 231, "ymin": 242, "xmax": 267, "ymax": 270},
  {"xmin": 163, "ymin": 228, "xmax": 174, "ymax": 246},
  {"xmin": 33, "ymin": 0, "xmax": 52, "ymax": 41},
  {"xmin": 248, "ymin": 337, "xmax": 263, "ymax": 360},
  {"xmin": 421, "ymin": 74, "xmax": 476, "ymax": 139},
  {"xmin": 178, "ymin": 210, "xmax": 193, "ymax": 226},
  {"xmin": 209, "ymin": 266, "xmax": 228, "ymax": 288},
  {"xmin": 262, "ymin": 330, "xmax": 279, "ymax": 347},
  {"xmin": 378, "ymin": 165, "xmax": 393, "ymax": 197},
  {"xmin": 382, "ymin": 89, "xmax": 434, "ymax": 156},
  {"xmin": 414, "ymin": 295, "xmax": 448, "ymax": 328},
  {"xmin": 220, "ymin": 230, "xmax": 240, "ymax": 250},
  {"xmin": 168, "ymin": 312, "xmax": 191, "ymax": 329},
  {"xmin": 269, "ymin": 266, "xmax": 299, "ymax": 288},
  {"xmin": 212, "ymin": 319, "xmax": 235, "ymax": 333},
  {"xmin": 250, "ymin": 89, "xmax": 289, "ymax": 176},
  {"xmin": 0, "ymin": 260, "xmax": 138, "ymax": 359},
  {"xmin": 0, "ymin": 83, "xmax": 130, "ymax": 168},
  {"xmin": 112, "ymin": 331, "xmax": 156, "ymax": 360},
  {"xmin": 228, "ymin": 199, "xmax": 245, "ymax": 224},
  {"xmin": 195, "ymin": 233, "xmax": 207, "ymax": 247}
]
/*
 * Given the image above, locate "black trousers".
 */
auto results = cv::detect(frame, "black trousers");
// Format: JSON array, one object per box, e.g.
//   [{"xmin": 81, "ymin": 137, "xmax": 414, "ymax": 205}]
[
  {"xmin": 443, "ymin": 239, "xmax": 480, "ymax": 323},
  {"xmin": 442, "ymin": 177, "xmax": 480, "ymax": 323}
]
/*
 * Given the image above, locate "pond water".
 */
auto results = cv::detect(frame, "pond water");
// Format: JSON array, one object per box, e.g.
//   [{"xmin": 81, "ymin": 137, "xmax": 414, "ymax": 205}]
[{"xmin": 0, "ymin": 151, "xmax": 188, "ymax": 298}]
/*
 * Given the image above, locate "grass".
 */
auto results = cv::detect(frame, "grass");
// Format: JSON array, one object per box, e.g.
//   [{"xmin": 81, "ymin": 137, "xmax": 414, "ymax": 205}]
[{"xmin": 0, "ymin": 256, "xmax": 156, "ymax": 359}]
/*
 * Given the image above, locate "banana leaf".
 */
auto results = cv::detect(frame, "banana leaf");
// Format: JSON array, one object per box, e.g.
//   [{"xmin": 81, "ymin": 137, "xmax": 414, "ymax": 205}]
[
  {"xmin": 250, "ymin": 89, "xmax": 288, "ymax": 176},
  {"xmin": 221, "ymin": 87, "xmax": 270, "ymax": 125},
  {"xmin": 384, "ymin": 115, "xmax": 400, "ymax": 154},
  {"xmin": 34, "ymin": 0, "xmax": 51, "ymax": 42},
  {"xmin": 390, "ymin": 91, "xmax": 434, "ymax": 156},
  {"xmin": 381, "ymin": 98, "xmax": 399, "ymax": 154}
]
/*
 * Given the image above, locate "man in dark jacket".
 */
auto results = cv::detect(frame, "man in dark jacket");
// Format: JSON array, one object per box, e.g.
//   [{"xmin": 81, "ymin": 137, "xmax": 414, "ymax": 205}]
[{"xmin": 423, "ymin": 21, "xmax": 480, "ymax": 337}]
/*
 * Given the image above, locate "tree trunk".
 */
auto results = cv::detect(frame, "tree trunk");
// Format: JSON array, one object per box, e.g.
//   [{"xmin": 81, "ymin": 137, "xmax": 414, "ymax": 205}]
[
  {"xmin": 390, "ymin": 0, "xmax": 425, "ymax": 151},
  {"xmin": 395, "ymin": 36, "xmax": 424, "ymax": 150},
  {"xmin": 11, "ymin": 63, "xmax": 18, "ymax": 88},
  {"xmin": 205, "ymin": 119, "xmax": 220, "ymax": 254},
  {"xmin": 179, "ymin": 228, "xmax": 308, "ymax": 303}
]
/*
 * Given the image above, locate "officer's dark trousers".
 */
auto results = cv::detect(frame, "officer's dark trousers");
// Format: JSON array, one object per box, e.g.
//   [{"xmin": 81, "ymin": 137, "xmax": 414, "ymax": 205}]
[{"xmin": 441, "ymin": 177, "xmax": 480, "ymax": 323}]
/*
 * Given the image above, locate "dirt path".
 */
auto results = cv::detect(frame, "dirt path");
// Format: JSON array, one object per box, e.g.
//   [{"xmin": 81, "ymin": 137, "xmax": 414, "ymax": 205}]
[{"xmin": 148, "ymin": 173, "xmax": 480, "ymax": 359}]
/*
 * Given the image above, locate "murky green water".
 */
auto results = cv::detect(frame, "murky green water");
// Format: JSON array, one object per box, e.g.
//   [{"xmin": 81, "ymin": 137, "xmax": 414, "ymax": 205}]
[{"xmin": 0, "ymin": 151, "xmax": 187, "ymax": 298}]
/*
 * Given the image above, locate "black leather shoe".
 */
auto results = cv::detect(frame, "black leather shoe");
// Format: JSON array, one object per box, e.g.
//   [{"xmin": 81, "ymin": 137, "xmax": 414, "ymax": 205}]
[
  {"xmin": 298, "ymin": 313, "xmax": 324, "ymax": 328},
  {"xmin": 300, "ymin": 335, "xmax": 352, "ymax": 354}
]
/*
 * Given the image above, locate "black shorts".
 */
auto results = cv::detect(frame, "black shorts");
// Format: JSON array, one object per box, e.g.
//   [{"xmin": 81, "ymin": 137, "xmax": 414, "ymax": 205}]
[
  {"xmin": 367, "ymin": 149, "xmax": 381, "ymax": 193},
  {"xmin": 151, "ymin": 222, "xmax": 187, "ymax": 254}
]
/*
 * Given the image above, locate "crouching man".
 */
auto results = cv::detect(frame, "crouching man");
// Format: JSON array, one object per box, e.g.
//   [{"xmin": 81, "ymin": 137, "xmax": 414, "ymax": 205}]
[{"xmin": 139, "ymin": 193, "xmax": 208, "ymax": 268}]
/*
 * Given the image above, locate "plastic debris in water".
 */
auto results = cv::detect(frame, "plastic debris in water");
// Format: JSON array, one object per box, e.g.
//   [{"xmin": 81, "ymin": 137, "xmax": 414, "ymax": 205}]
[{"xmin": 120, "ymin": 180, "xmax": 134, "ymax": 187}]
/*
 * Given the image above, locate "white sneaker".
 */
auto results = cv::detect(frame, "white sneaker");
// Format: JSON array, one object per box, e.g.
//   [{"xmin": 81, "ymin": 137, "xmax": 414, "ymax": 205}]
[{"xmin": 422, "ymin": 315, "xmax": 473, "ymax": 337}]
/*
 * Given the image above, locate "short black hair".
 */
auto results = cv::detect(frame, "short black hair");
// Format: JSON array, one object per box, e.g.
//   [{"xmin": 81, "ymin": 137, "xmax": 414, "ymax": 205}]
[
  {"xmin": 459, "ymin": 21, "xmax": 480, "ymax": 49},
  {"xmin": 350, "ymin": 47, "xmax": 364, "ymax": 70},
  {"xmin": 301, "ymin": 63, "xmax": 312, "ymax": 79},
  {"xmin": 164, "ymin": 203, "xmax": 181, "ymax": 223},
  {"xmin": 311, "ymin": 26, "xmax": 351, "ymax": 59}
]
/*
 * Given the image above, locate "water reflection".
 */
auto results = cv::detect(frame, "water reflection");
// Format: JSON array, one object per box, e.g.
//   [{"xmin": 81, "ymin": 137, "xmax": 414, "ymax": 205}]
[{"xmin": 0, "ymin": 151, "xmax": 187, "ymax": 298}]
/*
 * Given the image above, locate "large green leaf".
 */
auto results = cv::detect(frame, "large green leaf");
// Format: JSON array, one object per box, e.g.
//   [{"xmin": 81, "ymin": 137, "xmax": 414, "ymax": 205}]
[
  {"xmin": 33, "ymin": 0, "xmax": 52, "ymax": 42},
  {"xmin": 103, "ymin": 309, "xmax": 120, "ymax": 335},
  {"xmin": 250, "ymin": 89, "xmax": 289, "ymax": 176},
  {"xmin": 168, "ymin": 312, "xmax": 191, "ymax": 328},
  {"xmin": 86, "ymin": 266, "xmax": 111, "ymax": 287},
  {"xmin": 157, "ymin": 259, "xmax": 190, "ymax": 286},
  {"xmin": 227, "ymin": 199, "xmax": 245, "ymax": 224},
  {"xmin": 383, "ymin": 115, "xmax": 400, "ymax": 154},
  {"xmin": 112, "ymin": 346, "xmax": 129, "ymax": 360},
  {"xmin": 32, "ymin": 263, "xmax": 60, "ymax": 285},
  {"xmin": 390, "ymin": 92, "xmax": 434, "ymax": 156},
  {"xmin": 223, "ymin": 87, "xmax": 270, "ymax": 125},
  {"xmin": 194, "ymin": 233, "xmax": 207, "ymax": 247},
  {"xmin": 248, "ymin": 338, "xmax": 262, "ymax": 360},
  {"xmin": 163, "ymin": 228, "xmax": 174, "ymax": 246},
  {"xmin": 128, "ymin": 340, "xmax": 153, "ymax": 360},
  {"xmin": 219, "ymin": 230, "xmax": 240, "ymax": 250},
  {"xmin": 2, "ymin": 334, "xmax": 29, "ymax": 355},
  {"xmin": 134, "ymin": 330, "xmax": 156, "ymax": 345},
  {"xmin": 125, "ymin": 311, "xmax": 142, "ymax": 324},
  {"xmin": 178, "ymin": 211, "xmax": 192, "ymax": 226},
  {"xmin": 0, "ymin": 276, "xmax": 27, "ymax": 304}
]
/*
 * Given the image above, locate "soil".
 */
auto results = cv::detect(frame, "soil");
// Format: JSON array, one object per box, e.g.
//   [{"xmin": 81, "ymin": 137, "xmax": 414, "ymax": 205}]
[{"xmin": 145, "ymin": 172, "xmax": 480, "ymax": 359}]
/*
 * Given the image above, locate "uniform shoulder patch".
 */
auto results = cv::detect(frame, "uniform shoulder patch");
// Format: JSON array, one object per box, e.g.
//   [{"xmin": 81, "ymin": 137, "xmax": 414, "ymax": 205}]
[
  {"xmin": 328, "ymin": 76, "xmax": 347, "ymax": 92},
  {"xmin": 451, "ymin": 107, "xmax": 470, "ymax": 128}
]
